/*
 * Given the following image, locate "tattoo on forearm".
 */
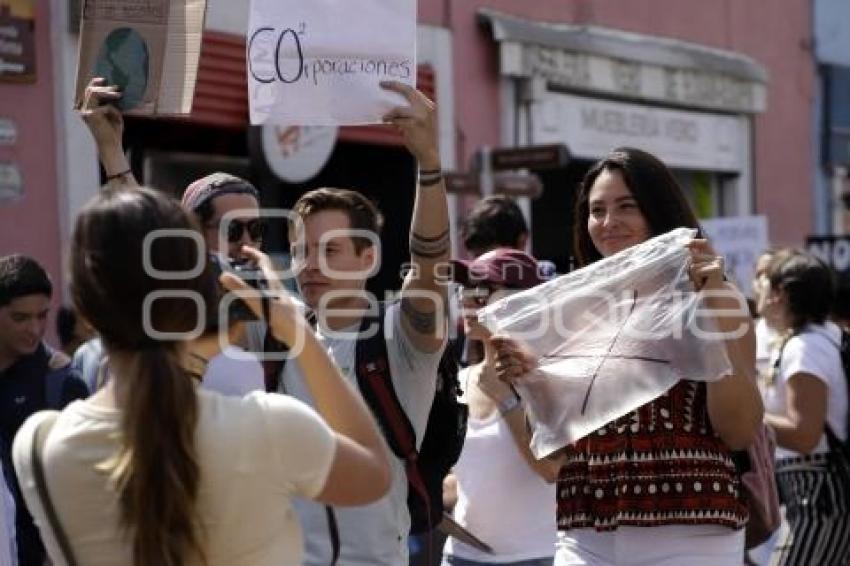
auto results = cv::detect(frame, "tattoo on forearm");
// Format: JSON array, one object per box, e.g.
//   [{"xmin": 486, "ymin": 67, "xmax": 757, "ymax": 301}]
[
  {"xmin": 411, "ymin": 229, "xmax": 450, "ymax": 259},
  {"xmin": 401, "ymin": 297, "xmax": 437, "ymax": 334}
]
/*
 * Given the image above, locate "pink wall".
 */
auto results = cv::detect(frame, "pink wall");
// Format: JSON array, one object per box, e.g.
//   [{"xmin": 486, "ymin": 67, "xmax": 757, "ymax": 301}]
[
  {"xmin": 0, "ymin": 0, "xmax": 64, "ymax": 344},
  {"xmin": 430, "ymin": 0, "xmax": 815, "ymax": 246}
]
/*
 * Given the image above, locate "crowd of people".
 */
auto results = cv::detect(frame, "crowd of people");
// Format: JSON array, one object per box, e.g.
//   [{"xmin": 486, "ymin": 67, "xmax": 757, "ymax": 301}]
[{"xmin": 0, "ymin": 76, "xmax": 848, "ymax": 566}]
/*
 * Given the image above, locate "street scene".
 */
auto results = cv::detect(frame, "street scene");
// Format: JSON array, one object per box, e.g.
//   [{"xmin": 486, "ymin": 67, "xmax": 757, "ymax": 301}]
[{"xmin": 1, "ymin": 1, "xmax": 849, "ymax": 565}]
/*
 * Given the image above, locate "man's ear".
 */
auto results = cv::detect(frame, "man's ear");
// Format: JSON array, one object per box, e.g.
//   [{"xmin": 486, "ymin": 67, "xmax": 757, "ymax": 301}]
[{"xmin": 359, "ymin": 244, "xmax": 378, "ymax": 275}]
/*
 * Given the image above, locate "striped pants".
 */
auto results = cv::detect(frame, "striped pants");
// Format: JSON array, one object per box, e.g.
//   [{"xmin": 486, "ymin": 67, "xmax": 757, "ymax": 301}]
[{"xmin": 774, "ymin": 455, "xmax": 850, "ymax": 565}]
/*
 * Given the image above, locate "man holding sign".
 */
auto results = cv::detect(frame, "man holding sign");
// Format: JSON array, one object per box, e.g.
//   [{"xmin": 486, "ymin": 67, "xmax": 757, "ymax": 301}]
[{"xmin": 257, "ymin": 80, "xmax": 451, "ymax": 566}]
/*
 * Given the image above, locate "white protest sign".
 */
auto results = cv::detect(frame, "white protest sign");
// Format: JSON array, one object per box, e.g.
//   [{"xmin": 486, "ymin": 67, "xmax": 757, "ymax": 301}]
[
  {"xmin": 701, "ymin": 215, "xmax": 769, "ymax": 297},
  {"xmin": 247, "ymin": 0, "xmax": 416, "ymax": 126}
]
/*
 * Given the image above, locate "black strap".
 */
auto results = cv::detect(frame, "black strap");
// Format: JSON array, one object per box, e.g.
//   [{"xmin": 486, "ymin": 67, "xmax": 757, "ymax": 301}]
[
  {"xmin": 354, "ymin": 303, "xmax": 418, "ymax": 460},
  {"xmin": 31, "ymin": 413, "xmax": 78, "ymax": 566},
  {"xmin": 261, "ymin": 295, "xmax": 289, "ymax": 393},
  {"xmin": 325, "ymin": 505, "xmax": 340, "ymax": 566}
]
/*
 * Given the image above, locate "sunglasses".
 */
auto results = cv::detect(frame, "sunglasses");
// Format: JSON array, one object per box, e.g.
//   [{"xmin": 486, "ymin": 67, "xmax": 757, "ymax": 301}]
[
  {"xmin": 208, "ymin": 219, "xmax": 266, "ymax": 243},
  {"xmin": 460, "ymin": 284, "xmax": 519, "ymax": 307}
]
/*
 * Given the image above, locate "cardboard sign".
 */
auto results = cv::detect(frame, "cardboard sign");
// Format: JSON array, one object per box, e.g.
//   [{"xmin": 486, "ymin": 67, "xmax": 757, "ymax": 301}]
[
  {"xmin": 248, "ymin": 0, "xmax": 416, "ymax": 126},
  {"xmin": 74, "ymin": 0, "xmax": 207, "ymax": 115}
]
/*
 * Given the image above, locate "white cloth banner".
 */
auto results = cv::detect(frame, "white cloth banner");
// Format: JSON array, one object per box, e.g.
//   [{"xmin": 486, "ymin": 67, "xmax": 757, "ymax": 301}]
[
  {"xmin": 479, "ymin": 229, "xmax": 734, "ymax": 458},
  {"xmin": 247, "ymin": 0, "xmax": 417, "ymax": 126}
]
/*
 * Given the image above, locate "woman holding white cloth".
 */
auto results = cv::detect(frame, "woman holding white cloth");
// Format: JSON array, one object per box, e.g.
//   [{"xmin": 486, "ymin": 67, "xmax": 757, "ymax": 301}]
[{"xmin": 491, "ymin": 147, "xmax": 762, "ymax": 566}]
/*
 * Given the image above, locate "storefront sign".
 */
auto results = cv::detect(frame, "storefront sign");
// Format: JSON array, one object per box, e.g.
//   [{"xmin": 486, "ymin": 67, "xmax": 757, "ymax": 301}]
[
  {"xmin": 261, "ymin": 124, "xmax": 337, "ymax": 183},
  {"xmin": 521, "ymin": 45, "xmax": 765, "ymax": 114},
  {"xmin": 487, "ymin": 144, "xmax": 570, "ymax": 171},
  {"xmin": 533, "ymin": 92, "xmax": 747, "ymax": 172},
  {"xmin": 807, "ymin": 235, "xmax": 850, "ymax": 274},
  {"xmin": 443, "ymin": 171, "xmax": 543, "ymax": 198},
  {"xmin": 701, "ymin": 216, "xmax": 769, "ymax": 296},
  {"xmin": 0, "ymin": 0, "xmax": 36, "ymax": 82},
  {"xmin": 0, "ymin": 161, "xmax": 23, "ymax": 202},
  {"xmin": 247, "ymin": 0, "xmax": 416, "ymax": 125}
]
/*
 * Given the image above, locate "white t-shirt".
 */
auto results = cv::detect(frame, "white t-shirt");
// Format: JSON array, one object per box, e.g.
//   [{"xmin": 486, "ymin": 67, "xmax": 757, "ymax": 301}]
[
  {"xmin": 12, "ymin": 390, "xmax": 336, "ymax": 566},
  {"xmin": 201, "ymin": 346, "xmax": 265, "ymax": 397},
  {"xmin": 762, "ymin": 322, "xmax": 847, "ymax": 460},
  {"xmin": 755, "ymin": 318, "xmax": 778, "ymax": 377},
  {"xmin": 0, "ymin": 460, "xmax": 14, "ymax": 566},
  {"xmin": 445, "ymin": 367, "xmax": 556, "ymax": 562},
  {"xmin": 279, "ymin": 302, "xmax": 444, "ymax": 566}
]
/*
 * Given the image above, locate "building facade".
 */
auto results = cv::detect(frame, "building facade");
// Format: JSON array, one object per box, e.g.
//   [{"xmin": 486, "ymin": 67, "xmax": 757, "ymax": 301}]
[
  {"xmin": 0, "ymin": 0, "xmax": 817, "ymax": 312},
  {"xmin": 421, "ymin": 0, "xmax": 814, "ymax": 269},
  {"xmin": 0, "ymin": 0, "xmax": 68, "ymax": 344}
]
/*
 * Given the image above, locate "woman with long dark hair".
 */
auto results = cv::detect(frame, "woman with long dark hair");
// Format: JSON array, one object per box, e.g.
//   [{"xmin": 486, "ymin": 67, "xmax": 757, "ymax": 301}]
[
  {"xmin": 760, "ymin": 249, "xmax": 850, "ymax": 565},
  {"xmin": 12, "ymin": 187, "xmax": 390, "ymax": 565},
  {"xmin": 492, "ymin": 147, "xmax": 762, "ymax": 565}
]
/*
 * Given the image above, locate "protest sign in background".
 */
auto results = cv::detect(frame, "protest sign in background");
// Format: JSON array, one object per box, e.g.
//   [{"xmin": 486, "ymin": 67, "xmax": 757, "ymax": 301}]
[
  {"xmin": 248, "ymin": 0, "xmax": 417, "ymax": 126},
  {"xmin": 701, "ymin": 215, "xmax": 769, "ymax": 297},
  {"xmin": 807, "ymin": 235, "xmax": 850, "ymax": 276}
]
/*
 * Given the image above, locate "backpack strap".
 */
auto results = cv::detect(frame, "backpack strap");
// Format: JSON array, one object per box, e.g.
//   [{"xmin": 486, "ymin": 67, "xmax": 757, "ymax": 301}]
[
  {"xmin": 354, "ymin": 303, "xmax": 417, "ymax": 459},
  {"xmin": 353, "ymin": 302, "xmax": 435, "ymax": 543},
  {"xmin": 31, "ymin": 413, "xmax": 78, "ymax": 566}
]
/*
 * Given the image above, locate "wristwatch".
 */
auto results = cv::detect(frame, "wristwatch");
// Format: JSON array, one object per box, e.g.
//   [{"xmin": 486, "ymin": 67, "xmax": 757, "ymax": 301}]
[{"xmin": 498, "ymin": 390, "xmax": 522, "ymax": 416}]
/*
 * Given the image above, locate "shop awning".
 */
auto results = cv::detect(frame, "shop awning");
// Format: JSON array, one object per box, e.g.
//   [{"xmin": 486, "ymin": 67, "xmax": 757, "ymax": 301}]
[
  {"xmin": 478, "ymin": 9, "xmax": 767, "ymax": 83},
  {"xmin": 478, "ymin": 9, "xmax": 768, "ymax": 114}
]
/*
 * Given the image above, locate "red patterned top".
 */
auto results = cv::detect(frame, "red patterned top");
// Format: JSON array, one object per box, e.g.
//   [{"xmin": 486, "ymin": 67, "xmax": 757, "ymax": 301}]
[{"xmin": 556, "ymin": 380, "xmax": 748, "ymax": 531}]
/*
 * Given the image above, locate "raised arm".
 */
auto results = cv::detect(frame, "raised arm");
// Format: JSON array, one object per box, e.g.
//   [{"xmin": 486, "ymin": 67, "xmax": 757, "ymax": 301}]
[
  {"xmin": 381, "ymin": 81, "xmax": 449, "ymax": 354},
  {"xmin": 78, "ymin": 78, "xmax": 139, "ymax": 190},
  {"xmin": 764, "ymin": 372, "xmax": 828, "ymax": 454},
  {"xmin": 687, "ymin": 240, "xmax": 763, "ymax": 450}
]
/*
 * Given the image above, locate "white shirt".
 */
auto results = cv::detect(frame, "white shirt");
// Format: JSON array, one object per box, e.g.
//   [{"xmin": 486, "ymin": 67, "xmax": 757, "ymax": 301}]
[
  {"xmin": 763, "ymin": 322, "xmax": 847, "ymax": 459},
  {"xmin": 12, "ymin": 390, "xmax": 336, "ymax": 566},
  {"xmin": 201, "ymin": 346, "xmax": 265, "ymax": 397},
  {"xmin": 446, "ymin": 367, "xmax": 556, "ymax": 562},
  {"xmin": 280, "ymin": 302, "xmax": 444, "ymax": 566},
  {"xmin": 754, "ymin": 318, "xmax": 778, "ymax": 377}
]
